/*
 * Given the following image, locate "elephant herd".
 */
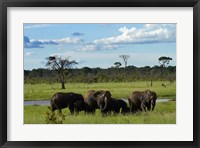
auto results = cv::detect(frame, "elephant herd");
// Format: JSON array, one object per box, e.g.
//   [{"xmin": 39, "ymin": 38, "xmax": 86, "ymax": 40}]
[{"xmin": 50, "ymin": 90, "xmax": 157, "ymax": 115}]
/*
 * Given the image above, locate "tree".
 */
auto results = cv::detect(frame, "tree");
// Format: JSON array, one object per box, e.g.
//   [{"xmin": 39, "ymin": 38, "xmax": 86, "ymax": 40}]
[
  {"xmin": 119, "ymin": 55, "xmax": 130, "ymax": 67},
  {"xmin": 45, "ymin": 55, "xmax": 77, "ymax": 89},
  {"xmin": 114, "ymin": 62, "xmax": 122, "ymax": 68},
  {"xmin": 158, "ymin": 56, "xmax": 172, "ymax": 67}
]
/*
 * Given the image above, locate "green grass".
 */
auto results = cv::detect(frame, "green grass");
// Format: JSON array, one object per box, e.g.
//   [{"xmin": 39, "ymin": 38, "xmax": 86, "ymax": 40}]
[
  {"xmin": 24, "ymin": 101, "xmax": 176, "ymax": 124},
  {"xmin": 24, "ymin": 81, "xmax": 176, "ymax": 100}
]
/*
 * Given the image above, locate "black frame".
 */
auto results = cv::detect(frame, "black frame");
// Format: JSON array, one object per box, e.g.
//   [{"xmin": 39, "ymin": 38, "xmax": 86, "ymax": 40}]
[{"xmin": 0, "ymin": 0, "xmax": 199, "ymax": 147}]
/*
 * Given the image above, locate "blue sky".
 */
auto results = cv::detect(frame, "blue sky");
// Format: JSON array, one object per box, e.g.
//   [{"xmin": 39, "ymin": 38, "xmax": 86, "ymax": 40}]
[{"xmin": 24, "ymin": 24, "xmax": 176, "ymax": 70}]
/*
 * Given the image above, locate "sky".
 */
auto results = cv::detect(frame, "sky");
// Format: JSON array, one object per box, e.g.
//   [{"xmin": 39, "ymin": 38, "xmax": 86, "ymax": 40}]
[{"xmin": 24, "ymin": 23, "xmax": 176, "ymax": 70}]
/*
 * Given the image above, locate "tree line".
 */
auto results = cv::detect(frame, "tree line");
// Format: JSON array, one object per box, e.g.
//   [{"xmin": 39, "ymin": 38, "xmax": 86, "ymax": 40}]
[{"xmin": 24, "ymin": 65, "xmax": 176, "ymax": 84}]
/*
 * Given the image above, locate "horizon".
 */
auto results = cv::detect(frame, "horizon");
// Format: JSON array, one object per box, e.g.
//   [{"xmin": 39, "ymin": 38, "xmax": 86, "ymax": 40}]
[
  {"xmin": 24, "ymin": 23, "xmax": 176, "ymax": 70},
  {"xmin": 24, "ymin": 65, "xmax": 176, "ymax": 71}
]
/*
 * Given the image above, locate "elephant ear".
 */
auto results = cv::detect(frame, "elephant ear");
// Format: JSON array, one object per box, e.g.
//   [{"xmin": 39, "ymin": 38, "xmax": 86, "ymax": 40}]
[
  {"xmin": 146, "ymin": 91, "xmax": 157, "ymax": 101},
  {"xmin": 93, "ymin": 91, "xmax": 103, "ymax": 97},
  {"xmin": 143, "ymin": 90, "xmax": 151, "ymax": 101},
  {"xmin": 143, "ymin": 90, "xmax": 149, "ymax": 98},
  {"xmin": 104, "ymin": 91, "xmax": 111, "ymax": 98},
  {"xmin": 152, "ymin": 91, "xmax": 157, "ymax": 100}
]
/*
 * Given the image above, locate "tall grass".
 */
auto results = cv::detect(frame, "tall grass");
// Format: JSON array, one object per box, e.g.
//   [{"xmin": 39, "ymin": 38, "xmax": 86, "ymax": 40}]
[
  {"xmin": 24, "ymin": 102, "xmax": 176, "ymax": 124},
  {"xmin": 24, "ymin": 81, "xmax": 176, "ymax": 100}
]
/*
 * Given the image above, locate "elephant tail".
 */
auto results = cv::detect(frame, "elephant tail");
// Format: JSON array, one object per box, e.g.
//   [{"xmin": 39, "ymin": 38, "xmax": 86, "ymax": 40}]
[{"xmin": 50, "ymin": 93, "xmax": 59, "ymax": 111}]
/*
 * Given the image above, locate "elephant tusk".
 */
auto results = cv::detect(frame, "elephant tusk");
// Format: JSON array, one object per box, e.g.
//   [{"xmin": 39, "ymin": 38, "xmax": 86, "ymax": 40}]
[{"xmin": 100, "ymin": 97, "xmax": 108, "ymax": 111}]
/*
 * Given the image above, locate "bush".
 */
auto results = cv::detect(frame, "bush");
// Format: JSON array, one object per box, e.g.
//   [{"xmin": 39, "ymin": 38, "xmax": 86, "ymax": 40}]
[{"xmin": 45, "ymin": 107, "xmax": 65, "ymax": 124}]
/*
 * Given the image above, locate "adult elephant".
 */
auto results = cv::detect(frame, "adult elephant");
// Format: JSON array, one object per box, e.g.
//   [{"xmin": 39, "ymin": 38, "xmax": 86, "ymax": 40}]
[
  {"xmin": 93, "ymin": 91, "xmax": 130, "ymax": 114},
  {"xmin": 84, "ymin": 90, "xmax": 112, "ymax": 113},
  {"xmin": 128, "ymin": 90, "xmax": 157, "ymax": 113},
  {"xmin": 50, "ymin": 92, "xmax": 84, "ymax": 114}
]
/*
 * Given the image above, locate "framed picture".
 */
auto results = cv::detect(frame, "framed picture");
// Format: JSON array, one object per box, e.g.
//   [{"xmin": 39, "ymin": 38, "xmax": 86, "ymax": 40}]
[{"xmin": 0, "ymin": 0, "xmax": 199, "ymax": 147}]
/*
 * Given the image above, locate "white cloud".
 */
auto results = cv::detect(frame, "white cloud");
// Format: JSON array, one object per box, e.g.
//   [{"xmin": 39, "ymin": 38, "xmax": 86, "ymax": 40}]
[
  {"xmin": 77, "ymin": 44, "xmax": 118, "ymax": 52},
  {"xmin": 25, "ymin": 52, "xmax": 34, "ymax": 56},
  {"xmin": 24, "ymin": 24, "xmax": 50, "ymax": 29},
  {"xmin": 56, "ymin": 37, "xmax": 83, "ymax": 44},
  {"xmin": 33, "ymin": 37, "xmax": 83, "ymax": 45},
  {"xmin": 76, "ymin": 24, "xmax": 175, "ymax": 52},
  {"xmin": 93, "ymin": 24, "xmax": 176, "ymax": 45}
]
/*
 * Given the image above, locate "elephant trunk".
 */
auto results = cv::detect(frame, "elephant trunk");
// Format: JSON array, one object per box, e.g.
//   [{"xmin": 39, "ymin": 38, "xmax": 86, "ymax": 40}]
[
  {"xmin": 151, "ymin": 100, "xmax": 156, "ymax": 111},
  {"xmin": 100, "ymin": 97, "xmax": 109, "ymax": 112}
]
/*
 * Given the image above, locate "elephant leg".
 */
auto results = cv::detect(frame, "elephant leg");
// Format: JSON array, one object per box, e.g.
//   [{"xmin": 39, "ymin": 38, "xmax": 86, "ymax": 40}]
[
  {"xmin": 75, "ymin": 111, "xmax": 79, "ymax": 115},
  {"xmin": 131, "ymin": 107, "xmax": 134, "ymax": 113},
  {"xmin": 115, "ymin": 108, "xmax": 120, "ymax": 114},
  {"xmin": 105, "ymin": 111, "xmax": 111, "ymax": 115},
  {"xmin": 51, "ymin": 107, "xmax": 56, "ymax": 112},
  {"xmin": 121, "ymin": 108, "xmax": 128, "ymax": 114},
  {"xmin": 147, "ymin": 103, "xmax": 151, "ymax": 111},
  {"xmin": 121, "ymin": 108, "xmax": 126, "ymax": 114},
  {"xmin": 92, "ymin": 110, "xmax": 95, "ymax": 114},
  {"xmin": 87, "ymin": 108, "xmax": 95, "ymax": 114},
  {"xmin": 130, "ymin": 104, "xmax": 137, "ymax": 114},
  {"xmin": 69, "ymin": 104, "xmax": 75, "ymax": 114},
  {"xmin": 116, "ymin": 111, "xmax": 120, "ymax": 114},
  {"xmin": 151, "ymin": 100, "xmax": 156, "ymax": 111},
  {"xmin": 141, "ymin": 103, "xmax": 146, "ymax": 112},
  {"xmin": 99, "ymin": 104, "xmax": 103, "ymax": 110},
  {"xmin": 74, "ymin": 108, "xmax": 79, "ymax": 115},
  {"xmin": 130, "ymin": 103, "xmax": 133, "ymax": 113},
  {"xmin": 100, "ymin": 104, "xmax": 108, "ymax": 114},
  {"xmin": 112, "ymin": 109, "xmax": 117, "ymax": 115}
]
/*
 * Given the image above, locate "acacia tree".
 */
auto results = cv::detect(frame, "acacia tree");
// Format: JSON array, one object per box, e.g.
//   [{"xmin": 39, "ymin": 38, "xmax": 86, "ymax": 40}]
[
  {"xmin": 114, "ymin": 62, "xmax": 122, "ymax": 68},
  {"xmin": 45, "ymin": 55, "xmax": 77, "ymax": 89},
  {"xmin": 119, "ymin": 55, "xmax": 130, "ymax": 67},
  {"xmin": 158, "ymin": 56, "xmax": 172, "ymax": 67}
]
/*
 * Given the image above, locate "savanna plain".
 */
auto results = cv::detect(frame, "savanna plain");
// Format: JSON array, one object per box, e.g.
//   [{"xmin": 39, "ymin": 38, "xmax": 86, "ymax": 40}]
[{"xmin": 24, "ymin": 81, "xmax": 176, "ymax": 124}]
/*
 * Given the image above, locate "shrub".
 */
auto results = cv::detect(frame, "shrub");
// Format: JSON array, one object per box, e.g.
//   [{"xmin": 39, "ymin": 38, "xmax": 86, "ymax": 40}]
[{"xmin": 45, "ymin": 107, "xmax": 65, "ymax": 124}]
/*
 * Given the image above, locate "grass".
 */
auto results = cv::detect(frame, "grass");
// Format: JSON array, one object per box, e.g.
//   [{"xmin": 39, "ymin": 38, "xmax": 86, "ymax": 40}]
[
  {"xmin": 24, "ymin": 81, "xmax": 176, "ymax": 100},
  {"xmin": 24, "ymin": 81, "xmax": 176, "ymax": 124},
  {"xmin": 24, "ymin": 101, "xmax": 176, "ymax": 124}
]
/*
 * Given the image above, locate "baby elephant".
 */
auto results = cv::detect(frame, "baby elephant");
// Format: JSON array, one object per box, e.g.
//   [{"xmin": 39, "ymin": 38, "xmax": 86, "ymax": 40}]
[
  {"xmin": 74, "ymin": 100, "xmax": 94, "ymax": 114},
  {"xmin": 101, "ymin": 98, "xmax": 129, "ymax": 115},
  {"xmin": 50, "ymin": 92, "xmax": 84, "ymax": 114},
  {"xmin": 112, "ymin": 99, "xmax": 130, "ymax": 114}
]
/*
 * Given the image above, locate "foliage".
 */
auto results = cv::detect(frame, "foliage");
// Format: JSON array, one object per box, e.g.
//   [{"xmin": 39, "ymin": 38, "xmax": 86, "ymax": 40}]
[
  {"xmin": 45, "ymin": 107, "xmax": 65, "ymax": 124},
  {"xmin": 158, "ymin": 56, "xmax": 173, "ymax": 67},
  {"xmin": 45, "ymin": 55, "xmax": 77, "ymax": 89},
  {"xmin": 114, "ymin": 62, "xmax": 122, "ymax": 68},
  {"xmin": 119, "ymin": 55, "xmax": 130, "ymax": 67},
  {"xmin": 24, "ymin": 102, "xmax": 176, "ymax": 124},
  {"xmin": 24, "ymin": 66, "xmax": 176, "ymax": 84}
]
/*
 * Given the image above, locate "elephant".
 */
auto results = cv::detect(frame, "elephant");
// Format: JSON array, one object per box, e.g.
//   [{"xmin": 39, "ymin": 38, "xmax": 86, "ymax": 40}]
[
  {"xmin": 101, "ymin": 98, "xmax": 130, "ymax": 114},
  {"xmin": 84, "ymin": 90, "xmax": 112, "ymax": 113},
  {"xmin": 93, "ymin": 91, "xmax": 130, "ymax": 114},
  {"xmin": 74, "ymin": 100, "xmax": 94, "ymax": 114},
  {"xmin": 117, "ymin": 99, "xmax": 130, "ymax": 114},
  {"xmin": 83, "ymin": 90, "xmax": 98, "ymax": 113},
  {"xmin": 84, "ymin": 90, "xmax": 130, "ymax": 114},
  {"xmin": 50, "ymin": 92, "xmax": 84, "ymax": 114},
  {"xmin": 128, "ymin": 90, "xmax": 157, "ymax": 113}
]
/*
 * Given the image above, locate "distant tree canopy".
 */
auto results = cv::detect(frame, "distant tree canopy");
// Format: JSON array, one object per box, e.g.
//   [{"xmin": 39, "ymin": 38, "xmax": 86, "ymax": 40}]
[
  {"xmin": 114, "ymin": 62, "xmax": 122, "ymax": 68},
  {"xmin": 45, "ymin": 55, "xmax": 77, "ymax": 89},
  {"xmin": 119, "ymin": 55, "xmax": 130, "ymax": 67},
  {"xmin": 24, "ymin": 66, "xmax": 176, "ymax": 84},
  {"xmin": 158, "ymin": 56, "xmax": 173, "ymax": 67}
]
